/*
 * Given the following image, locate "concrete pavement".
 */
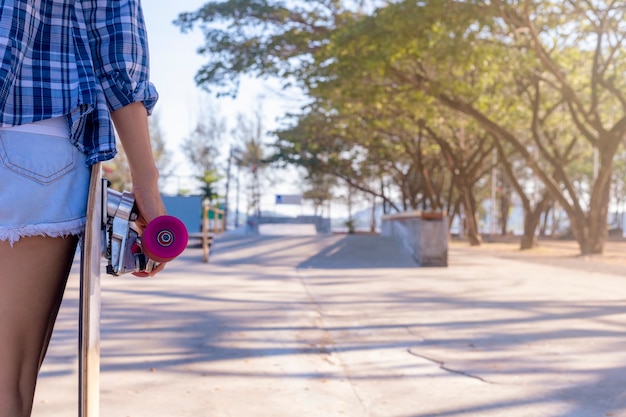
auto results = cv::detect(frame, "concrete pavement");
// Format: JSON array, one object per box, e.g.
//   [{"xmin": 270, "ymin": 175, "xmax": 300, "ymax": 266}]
[{"xmin": 33, "ymin": 234, "xmax": 626, "ymax": 417}]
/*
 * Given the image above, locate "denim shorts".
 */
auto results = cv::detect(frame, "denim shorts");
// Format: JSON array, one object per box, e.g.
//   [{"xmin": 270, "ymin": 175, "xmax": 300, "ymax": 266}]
[{"xmin": 0, "ymin": 129, "xmax": 90, "ymax": 245}]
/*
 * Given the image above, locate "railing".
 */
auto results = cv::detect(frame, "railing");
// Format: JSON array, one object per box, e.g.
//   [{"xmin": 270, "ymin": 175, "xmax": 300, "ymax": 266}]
[{"xmin": 201, "ymin": 205, "xmax": 225, "ymax": 263}]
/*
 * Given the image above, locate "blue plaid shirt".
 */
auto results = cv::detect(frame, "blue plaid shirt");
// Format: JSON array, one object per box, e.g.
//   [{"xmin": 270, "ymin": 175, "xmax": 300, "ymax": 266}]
[{"xmin": 0, "ymin": 0, "xmax": 158, "ymax": 166}]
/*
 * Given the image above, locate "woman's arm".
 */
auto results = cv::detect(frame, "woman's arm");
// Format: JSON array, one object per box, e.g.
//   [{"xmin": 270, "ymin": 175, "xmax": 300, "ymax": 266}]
[
  {"xmin": 111, "ymin": 102, "xmax": 168, "ymax": 274},
  {"xmin": 82, "ymin": 0, "xmax": 158, "ymax": 112}
]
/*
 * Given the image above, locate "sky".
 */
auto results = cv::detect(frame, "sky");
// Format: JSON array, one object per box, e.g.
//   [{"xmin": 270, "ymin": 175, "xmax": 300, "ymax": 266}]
[{"xmin": 141, "ymin": 1, "xmax": 306, "ymax": 201}]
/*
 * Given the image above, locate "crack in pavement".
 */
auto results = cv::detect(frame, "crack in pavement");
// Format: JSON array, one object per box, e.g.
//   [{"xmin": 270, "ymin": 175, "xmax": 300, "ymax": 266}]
[
  {"xmin": 407, "ymin": 349, "xmax": 495, "ymax": 384},
  {"xmin": 296, "ymin": 269, "xmax": 371, "ymax": 415}
]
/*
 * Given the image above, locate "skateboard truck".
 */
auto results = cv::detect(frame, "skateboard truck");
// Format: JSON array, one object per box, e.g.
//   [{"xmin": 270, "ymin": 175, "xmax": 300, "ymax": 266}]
[{"xmin": 101, "ymin": 179, "xmax": 188, "ymax": 277}]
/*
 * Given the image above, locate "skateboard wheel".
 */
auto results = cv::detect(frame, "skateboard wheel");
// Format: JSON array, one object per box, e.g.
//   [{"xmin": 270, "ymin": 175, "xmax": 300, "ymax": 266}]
[
  {"xmin": 131, "ymin": 243, "xmax": 151, "ymax": 278},
  {"xmin": 142, "ymin": 215, "xmax": 188, "ymax": 262}
]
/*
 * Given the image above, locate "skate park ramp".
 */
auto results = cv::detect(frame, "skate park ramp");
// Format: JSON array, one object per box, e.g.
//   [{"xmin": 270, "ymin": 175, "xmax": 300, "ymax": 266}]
[{"xmin": 208, "ymin": 233, "xmax": 419, "ymax": 269}]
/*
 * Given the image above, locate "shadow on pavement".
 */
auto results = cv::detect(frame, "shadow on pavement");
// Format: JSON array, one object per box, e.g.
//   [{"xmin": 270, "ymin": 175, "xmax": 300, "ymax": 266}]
[{"xmin": 297, "ymin": 234, "xmax": 419, "ymax": 269}]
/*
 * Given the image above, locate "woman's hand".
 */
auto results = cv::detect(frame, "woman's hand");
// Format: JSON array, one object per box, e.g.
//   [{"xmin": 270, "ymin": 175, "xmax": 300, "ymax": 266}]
[{"xmin": 132, "ymin": 181, "xmax": 166, "ymax": 232}]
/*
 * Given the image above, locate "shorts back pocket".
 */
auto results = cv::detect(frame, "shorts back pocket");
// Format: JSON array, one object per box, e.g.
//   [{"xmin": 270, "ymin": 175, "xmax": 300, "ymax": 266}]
[{"xmin": 0, "ymin": 130, "xmax": 76, "ymax": 185}]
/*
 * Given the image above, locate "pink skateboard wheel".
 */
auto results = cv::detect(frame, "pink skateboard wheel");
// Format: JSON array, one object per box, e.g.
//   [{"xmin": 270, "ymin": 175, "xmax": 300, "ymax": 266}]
[{"xmin": 142, "ymin": 215, "xmax": 188, "ymax": 263}]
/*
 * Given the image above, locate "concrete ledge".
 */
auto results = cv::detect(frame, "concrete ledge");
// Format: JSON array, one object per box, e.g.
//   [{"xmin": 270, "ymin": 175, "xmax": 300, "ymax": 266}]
[{"xmin": 381, "ymin": 212, "xmax": 449, "ymax": 267}]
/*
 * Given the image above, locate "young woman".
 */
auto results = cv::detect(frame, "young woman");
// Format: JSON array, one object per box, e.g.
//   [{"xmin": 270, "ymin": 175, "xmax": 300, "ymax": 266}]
[{"xmin": 0, "ymin": 1, "xmax": 167, "ymax": 415}]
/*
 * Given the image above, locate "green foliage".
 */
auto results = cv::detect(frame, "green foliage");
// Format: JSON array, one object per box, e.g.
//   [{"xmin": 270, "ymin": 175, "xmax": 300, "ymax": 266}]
[
  {"xmin": 175, "ymin": 0, "xmax": 346, "ymax": 96},
  {"xmin": 198, "ymin": 169, "xmax": 223, "ymax": 203}
]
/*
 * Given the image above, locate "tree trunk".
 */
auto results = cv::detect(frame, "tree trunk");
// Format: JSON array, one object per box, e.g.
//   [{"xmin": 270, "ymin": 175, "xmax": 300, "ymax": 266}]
[
  {"xmin": 448, "ymin": 198, "xmax": 461, "ymax": 233},
  {"xmin": 499, "ymin": 192, "xmax": 510, "ymax": 235},
  {"xmin": 518, "ymin": 193, "xmax": 551, "ymax": 250},
  {"xmin": 539, "ymin": 202, "xmax": 552, "ymax": 237},
  {"xmin": 520, "ymin": 205, "xmax": 544, "ymax": 250},
  {"xmin": 569, "ymin": 219, "xmax": 605, "ymax": 255},
  {"xmin": 461, "ymin": 186, "xmax": 482, "ymax": 246},
  {"xmin": 370, "ymin": 197, "xmax": 377, "ymax": 233},
  {"xmin": 572, "ymin": 168, "xmax": 611, "ymax": 255}
]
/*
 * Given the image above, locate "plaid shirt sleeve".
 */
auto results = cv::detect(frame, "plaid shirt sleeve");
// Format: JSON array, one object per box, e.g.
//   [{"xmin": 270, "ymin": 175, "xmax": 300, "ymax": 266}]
[
  {"xmin": 82, "ymin": 0, "xmax": 158, "ymax": 113},
  {"xmin": 0, "ymin": 0, "xmax": 158, "ymax": 165}
]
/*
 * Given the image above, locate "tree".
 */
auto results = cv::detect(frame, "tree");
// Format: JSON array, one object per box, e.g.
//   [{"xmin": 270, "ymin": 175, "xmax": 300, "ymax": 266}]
[
  {"xmin": 181, "ymin": 106, "xmax": 226, "ymax": 196},
  {"xmin": 420, "ymin": 117, "xmax": 494, "ymax": 246},
  {"xmin": 198, "ymin": 169, "xmax": 222, "ymax": 204},
  {"xmin": 272, "ymin": 109, "xmax": 403, "ymax": 212},
  {"xmin": 302, "ymin": 172, "xmax": 336, "ymax": 217},
  {"xmin": 176, "ymin": 0, "xmax": 503, "ymax": 247},
  {"xmin": 233, "ymin": 111, "xmax": 267, "ymax": 217},
  {"xmin": 174, "ymin": 1, "xmax": 349, "ymax": 97},
  {"xmin": 320, "ymin": 0, "xmax": 626, "ymax": 254},
  {"xmin": 178, "ymin": 0, "xmax": 626, "ymax": 255},
  {"xmin": 490, "ymin": 0, "xmax": 626, "ymax": 254},
  {"xmin": 181, "ymin": 115, "xmax": 224, "ymax": 174}
]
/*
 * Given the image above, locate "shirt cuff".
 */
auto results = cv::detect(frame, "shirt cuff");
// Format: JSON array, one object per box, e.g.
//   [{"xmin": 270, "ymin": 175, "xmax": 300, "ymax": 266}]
[{"xmin": 101, "ymin": 71, "xmax": 159, "ymax": 114}]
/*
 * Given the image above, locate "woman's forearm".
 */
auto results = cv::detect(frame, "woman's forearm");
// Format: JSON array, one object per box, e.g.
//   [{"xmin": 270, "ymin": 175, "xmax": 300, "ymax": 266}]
[
  {"xmin": 111, "ymin": 102, "xmax": 158, "ymax": 185},
  {"xmin": 111, "ymin": 102, "xmax": 166, "ymax": 224}
]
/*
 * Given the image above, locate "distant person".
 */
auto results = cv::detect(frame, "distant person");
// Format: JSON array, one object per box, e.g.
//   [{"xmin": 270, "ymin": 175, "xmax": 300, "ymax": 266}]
[{"xmin": 0, "ymin": 1, "xmax": 167, "ymax": 415}]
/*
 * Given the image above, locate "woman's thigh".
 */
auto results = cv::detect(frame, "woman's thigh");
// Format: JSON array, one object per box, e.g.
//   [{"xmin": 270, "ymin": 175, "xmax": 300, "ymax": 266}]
[{"xmin": 0, "ymin": 236, "xmax": 77, "ymax": 409}]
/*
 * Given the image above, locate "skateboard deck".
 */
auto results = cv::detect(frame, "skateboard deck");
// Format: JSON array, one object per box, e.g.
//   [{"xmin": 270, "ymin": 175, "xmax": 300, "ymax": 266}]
[
  {"xmin": 79, "ymin": 162, "xmax": 104, "ymax": 417},
  {"xmin": 78, "ymin": 163, "xmax": 188, "ymax": 417}
]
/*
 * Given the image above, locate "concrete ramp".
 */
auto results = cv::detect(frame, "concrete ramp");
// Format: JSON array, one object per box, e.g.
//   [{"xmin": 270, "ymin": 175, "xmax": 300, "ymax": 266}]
[{"xmin": 205, "ymin": 234, "xmax": 418, "ymax": 269}]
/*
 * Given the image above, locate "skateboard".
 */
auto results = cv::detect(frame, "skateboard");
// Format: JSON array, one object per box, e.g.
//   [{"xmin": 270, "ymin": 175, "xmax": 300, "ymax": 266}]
[{"xmin": 78, "ymin": 163, "xmax": 188, "ymax": 417}]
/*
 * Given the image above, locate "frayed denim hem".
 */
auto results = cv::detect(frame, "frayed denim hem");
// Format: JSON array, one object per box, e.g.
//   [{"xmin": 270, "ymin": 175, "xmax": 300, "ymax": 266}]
[{"xmin": 0, "ymin": 218, "xmax": 86, "ymax": 246}]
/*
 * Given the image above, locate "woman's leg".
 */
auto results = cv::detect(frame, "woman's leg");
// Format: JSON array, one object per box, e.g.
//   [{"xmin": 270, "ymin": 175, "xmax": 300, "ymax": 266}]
[{"xmin": 0, "ymin": 235, "xmax": 78, "ymax": 417}]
